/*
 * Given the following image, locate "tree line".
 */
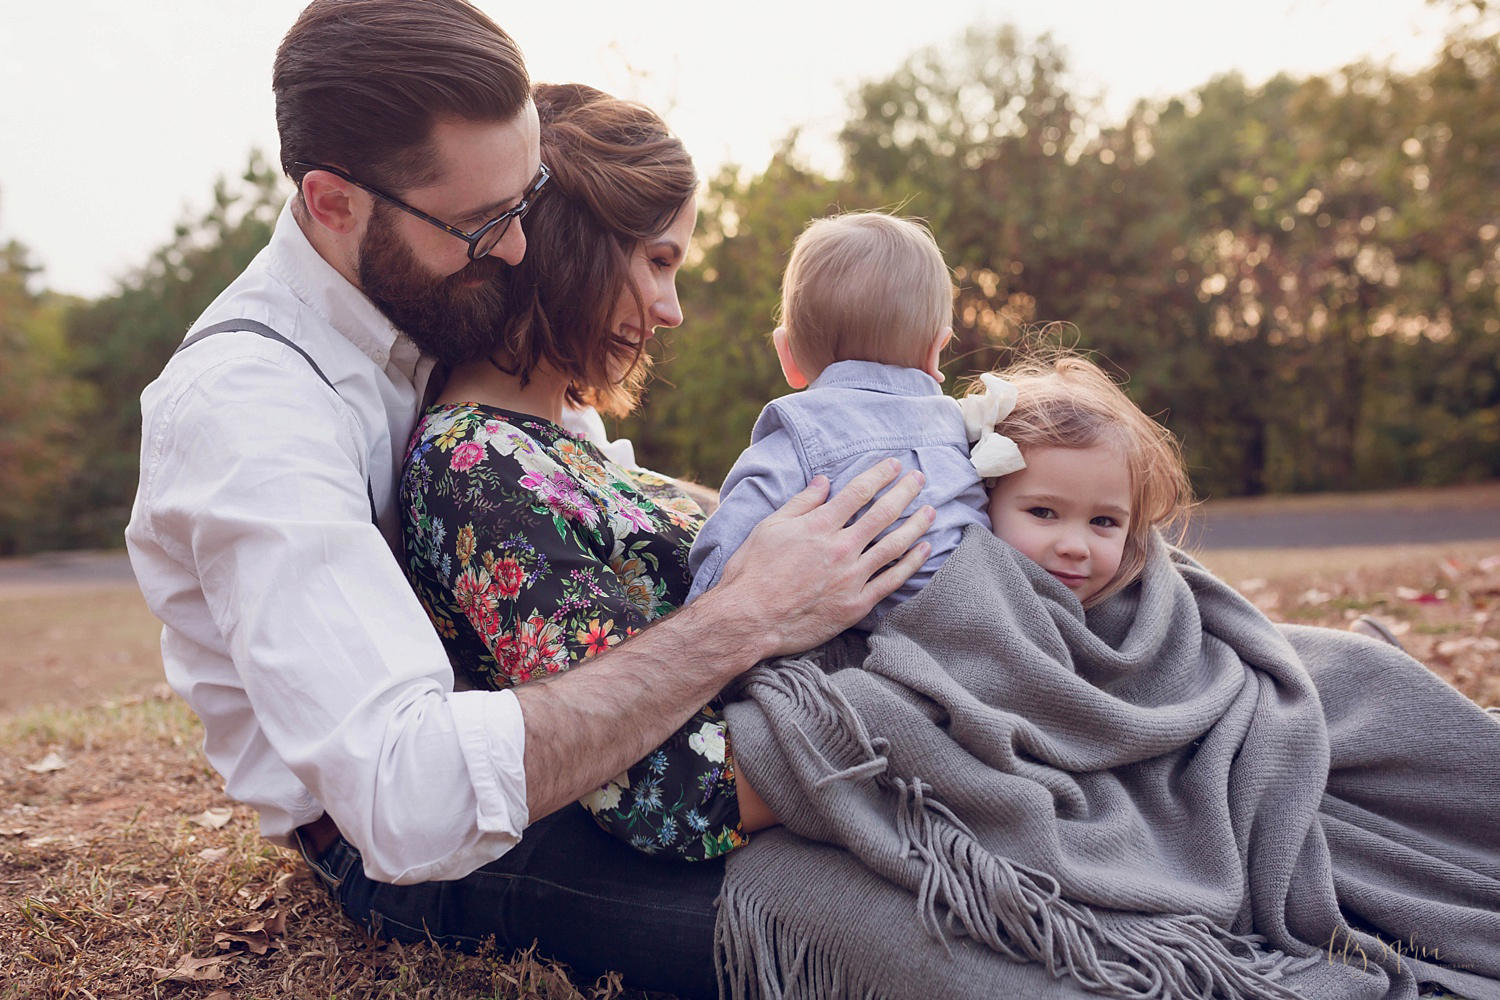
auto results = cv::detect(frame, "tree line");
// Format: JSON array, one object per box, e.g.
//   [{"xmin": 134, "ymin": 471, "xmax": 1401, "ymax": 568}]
[{"xmin": 2, "ymin": 24, "xmax": 1497, "ymax": 554}]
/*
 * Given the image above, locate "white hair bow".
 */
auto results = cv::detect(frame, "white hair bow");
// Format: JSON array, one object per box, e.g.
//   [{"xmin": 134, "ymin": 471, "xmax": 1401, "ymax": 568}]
[{"xmin": 957, "ymin": 373, "xmax": 1027, "ymax": 479}]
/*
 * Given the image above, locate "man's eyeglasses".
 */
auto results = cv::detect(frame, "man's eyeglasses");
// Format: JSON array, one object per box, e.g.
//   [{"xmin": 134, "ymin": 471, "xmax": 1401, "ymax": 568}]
[{"xmin": 293, "ymin": 161, "xmax": 551, "ymax": 261}]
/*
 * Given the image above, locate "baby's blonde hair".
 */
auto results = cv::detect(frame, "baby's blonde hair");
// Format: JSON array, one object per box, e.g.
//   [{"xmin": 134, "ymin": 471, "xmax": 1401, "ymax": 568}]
[
  {"xmin": 780, "ymin": 212, "xmax": 954, "ymax": 377},
  {"xmin": 973, "ymin": 349, "xmax": 1193, "ymax": 606}
]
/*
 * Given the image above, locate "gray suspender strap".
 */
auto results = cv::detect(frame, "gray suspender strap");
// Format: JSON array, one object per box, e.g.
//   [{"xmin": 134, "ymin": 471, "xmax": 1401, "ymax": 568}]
[{"xmin": 175, "ymin": 319, "xmax": 380, "ymax": 526}]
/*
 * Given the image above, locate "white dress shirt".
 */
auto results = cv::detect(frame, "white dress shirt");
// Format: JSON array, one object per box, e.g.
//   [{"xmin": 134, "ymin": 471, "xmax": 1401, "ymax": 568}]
[{"xmin": 125, "ymin": 202, "xmax": 529, "ymax": 883}]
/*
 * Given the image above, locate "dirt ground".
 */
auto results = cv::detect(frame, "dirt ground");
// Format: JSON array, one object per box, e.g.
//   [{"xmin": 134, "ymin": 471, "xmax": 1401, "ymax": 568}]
[
  {"xmin": 1, "ymin": 503, "xmax": 1498, "ymax": 998},
  {"xmin": 2, "ymin": 539, "xmax": 1497, "ymax": 719},
  {"xmin": 0, "ymin": 584, "xmax": 167, "ymax": 716}
]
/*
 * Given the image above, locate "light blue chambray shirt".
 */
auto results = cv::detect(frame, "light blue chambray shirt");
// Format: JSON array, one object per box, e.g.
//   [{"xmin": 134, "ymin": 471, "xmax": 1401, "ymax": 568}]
[{"xmin": 687, "ymin": 360, "xmax": 990, "ymax": 630}]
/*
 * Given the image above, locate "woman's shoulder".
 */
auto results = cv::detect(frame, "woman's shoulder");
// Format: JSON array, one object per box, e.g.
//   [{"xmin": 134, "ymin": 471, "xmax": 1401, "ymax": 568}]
[{"xmin": 413, "ymin": 401, "xmax": 559, "ymax": 447}]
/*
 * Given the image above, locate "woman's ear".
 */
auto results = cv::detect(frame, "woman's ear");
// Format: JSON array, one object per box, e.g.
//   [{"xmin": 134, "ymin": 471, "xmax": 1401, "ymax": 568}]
[
  {"xmin": 772, "ymin": 326, "xmax": 809, "ymax": 390},
  {"xmin": 923, "ymin": 326, "xmax": 953, "ymax": 382},
  {"xmin": 297, "ymin": 170, "xmax": 362, "ymax": 236}
]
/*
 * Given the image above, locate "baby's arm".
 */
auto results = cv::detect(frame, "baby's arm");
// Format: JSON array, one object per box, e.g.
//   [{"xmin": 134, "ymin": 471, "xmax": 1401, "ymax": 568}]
[{"xmin": 686, "ymin": 414, "xmax": 810, "ymax": 603}]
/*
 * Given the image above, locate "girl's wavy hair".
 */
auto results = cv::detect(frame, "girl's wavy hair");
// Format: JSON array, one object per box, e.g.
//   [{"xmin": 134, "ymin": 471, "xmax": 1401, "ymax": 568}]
[
  {"xmin": 972, "ymin": 348, "xmax": 1194, "ymax": 606},
  {"xmin": 489, "ymin": 82, "xmax": 697, "ymax": 417}
]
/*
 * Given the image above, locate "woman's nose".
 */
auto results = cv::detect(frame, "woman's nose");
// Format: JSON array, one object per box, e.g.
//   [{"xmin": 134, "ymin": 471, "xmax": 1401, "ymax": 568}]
[{"xmin": 652, "ymin": 281, "xmax": 683, "ymax": 329}]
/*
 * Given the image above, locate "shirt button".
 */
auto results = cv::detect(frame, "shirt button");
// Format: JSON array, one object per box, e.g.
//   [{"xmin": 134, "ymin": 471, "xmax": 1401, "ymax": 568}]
[{"xmin": 373, "ymin": 349, "xmax": 389, "ymax": 365}]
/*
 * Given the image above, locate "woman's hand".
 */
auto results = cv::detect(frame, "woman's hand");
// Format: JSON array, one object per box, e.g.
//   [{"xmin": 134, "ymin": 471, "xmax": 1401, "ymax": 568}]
[{"xmin": 702, "ymin": 459, "xmax": 934, "ymax": 663}]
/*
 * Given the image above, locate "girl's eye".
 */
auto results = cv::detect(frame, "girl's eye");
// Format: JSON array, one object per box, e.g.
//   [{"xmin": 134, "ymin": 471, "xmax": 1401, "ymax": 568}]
[
  {"xmin": 1091, "ymin": 515, "xmax": 1120, "ymax": 528},
  {"xmin": 1026, "ymin": 507, "xmax": 1056, "ymax": 520},
  {"xmin": 653, "ymin": 257, "xmax": 673, "ymax": 270}
]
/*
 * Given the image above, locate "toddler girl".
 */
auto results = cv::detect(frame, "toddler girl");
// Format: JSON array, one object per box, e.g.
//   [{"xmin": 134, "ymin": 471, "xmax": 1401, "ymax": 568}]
[{"xmin": 966, "ymin": 350, "xmax": 1192, "ymax": 607}]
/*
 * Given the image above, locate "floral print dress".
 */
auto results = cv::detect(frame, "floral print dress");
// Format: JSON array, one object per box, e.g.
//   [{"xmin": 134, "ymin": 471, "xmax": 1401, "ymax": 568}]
[{"xmin": 401, "ymin": 402, "xmax": 747, "ymax": 860}]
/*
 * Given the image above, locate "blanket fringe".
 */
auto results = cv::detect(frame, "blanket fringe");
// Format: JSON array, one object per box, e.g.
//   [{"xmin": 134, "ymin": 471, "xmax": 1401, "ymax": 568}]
[
  {"xmin": 742, "ymin": 657, "xmax": 1306, "ymax": 1000},
  {"xmin": 717, "ymin": 879, "xmax": 885, "ymax": 1000}
]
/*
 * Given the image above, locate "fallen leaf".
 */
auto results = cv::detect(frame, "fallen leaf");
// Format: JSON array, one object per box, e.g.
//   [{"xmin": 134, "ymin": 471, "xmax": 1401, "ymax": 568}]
[
  {"xmin": 1299, "ymin": 588, "xmax": 1333, "ymax": 606},
  {"xmin": 0, "ymin": 828, "xmax": 26, "ymax": 838},
  {"xmin": 215, "ymin": 929, "xmax": 273, "ymax": 955},
  {"xmin": 190, "ymin": 807, "xmax": 234, "ymax": 830},
  {"xmin": 23, "ymin": 751, "xmax": 67, "ymax": 774},
  {"xmin": 215, "ymin": 909, "xmax": 287, "ymax": 955},
  {"xmin": 1395, "ymin": 586, "xmax": 1446, "ymax": 604},
  {"xmin": 197, "ymin": 847, "xmax": 230, "ymax": 863},
  {"xmin": 1439, "ymin": 558, "xmax": 1463, "ymax": 582},
  {"xmin": 147, "ymin": 953, "xmax": 228, "ymax": 983},
  {"xmin": 132, "ymin": 884, "xmax": 172, "ymax": 903},
  {"xmin": 204, "ymin": 992, "xmax": 234, "ymax": 1000}
]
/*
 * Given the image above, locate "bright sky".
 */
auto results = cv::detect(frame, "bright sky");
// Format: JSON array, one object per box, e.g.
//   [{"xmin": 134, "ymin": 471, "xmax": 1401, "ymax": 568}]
[{"xmin": 0, "ymin": 0, "xmax": 1458, "ymax": 298}]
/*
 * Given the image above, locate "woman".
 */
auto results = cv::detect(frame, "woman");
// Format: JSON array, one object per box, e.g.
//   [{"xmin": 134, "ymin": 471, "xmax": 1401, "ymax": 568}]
[{"xmin": 400, "ymin": 83, "xmax": 763, "ymax": 866}]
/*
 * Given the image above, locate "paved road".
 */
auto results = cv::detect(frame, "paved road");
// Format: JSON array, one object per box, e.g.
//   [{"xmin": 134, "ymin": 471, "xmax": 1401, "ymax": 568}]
[
  {"xmin": 1186, "ymin": 506, "xmax": 1500, "ymax": 550},
  {"xmin": 0, "ymin": 488, "xmax": 1496, "ymax": 588},
  {"xmin": 0, "ymin": 550, "xmax": 141, "ymax": 589}
]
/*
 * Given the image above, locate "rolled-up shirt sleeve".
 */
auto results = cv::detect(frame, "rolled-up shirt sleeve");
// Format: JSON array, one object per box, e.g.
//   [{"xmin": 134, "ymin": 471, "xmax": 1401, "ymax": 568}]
[{"xmin": 129, "ymin": 347, "xmax": 529, "ymax": 883}]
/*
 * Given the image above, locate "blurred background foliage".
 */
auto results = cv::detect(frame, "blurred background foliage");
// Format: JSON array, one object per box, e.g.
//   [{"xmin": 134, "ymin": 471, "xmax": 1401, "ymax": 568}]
[{"xmin": 1, "ymin": 21, "xmax": 1497, "ymax": 554}]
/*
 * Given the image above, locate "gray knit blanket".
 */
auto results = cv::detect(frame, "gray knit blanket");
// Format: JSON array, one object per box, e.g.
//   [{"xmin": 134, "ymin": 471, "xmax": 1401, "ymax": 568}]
[{"xmin": 718, "ymin": 526, "xmax": 1500, "ymax": 1000}]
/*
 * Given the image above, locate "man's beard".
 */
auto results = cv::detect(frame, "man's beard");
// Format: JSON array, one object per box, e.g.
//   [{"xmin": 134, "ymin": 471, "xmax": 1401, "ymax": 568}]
[{"xmin": 357, "ymin": 206, "xmax": 512, "ymax": 367}]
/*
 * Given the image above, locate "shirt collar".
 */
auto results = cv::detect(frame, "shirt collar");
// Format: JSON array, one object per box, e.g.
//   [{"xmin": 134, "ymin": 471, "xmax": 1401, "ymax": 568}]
[
  {"xmin": 809, "ymin": 359, "xmax": 945, "ymax": 397},
  {"xmin": 266, "ymin": 200, "xmax": 404, "ymax": 369}
]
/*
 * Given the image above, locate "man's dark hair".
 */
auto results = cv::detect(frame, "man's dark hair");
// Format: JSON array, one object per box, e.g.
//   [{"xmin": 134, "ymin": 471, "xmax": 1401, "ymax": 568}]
[{"xmin": 274, "ymin": 0, "xmax": 530, "ymax": 193}]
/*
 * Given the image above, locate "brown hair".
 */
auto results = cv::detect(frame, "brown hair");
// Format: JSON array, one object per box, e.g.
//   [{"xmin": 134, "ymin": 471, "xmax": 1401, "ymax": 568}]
[
  {"xmin": 274, "ymin": 0, "xmax": 530, "ymax": 192},
  {"xmin": 971, "ymin": 349, "xmax": 1193, "ymax": 606},
  {"xmin": 489, "ymin": 83, "xmax": 697, "ymax": 417},
  {"xmin": 780, "ymin": 212, "xmax": 954, "ymax": 378}
]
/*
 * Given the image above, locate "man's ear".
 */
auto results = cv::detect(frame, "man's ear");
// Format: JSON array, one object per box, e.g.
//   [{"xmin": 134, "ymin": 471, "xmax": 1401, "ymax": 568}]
[
  {"xmin": 772, "ymin": 326, "xmax": 809, "ymax": 390},
  {"xmin": 923, "ymin": 326, "xmax": 953, "ymax": 382},
  {"xmin": 297, "ymin": 170, "xmax": 363, "ymax": 236}
]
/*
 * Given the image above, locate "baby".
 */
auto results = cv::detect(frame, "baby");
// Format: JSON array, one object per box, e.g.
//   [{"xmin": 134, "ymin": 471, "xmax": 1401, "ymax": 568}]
[
  {"xmin": 687, "ymin": 211, "xmax": 1022, "ymax": 627},
  {"xmin": 973, "ymin": 350, "xmax": 1192, "ymax": 606}
]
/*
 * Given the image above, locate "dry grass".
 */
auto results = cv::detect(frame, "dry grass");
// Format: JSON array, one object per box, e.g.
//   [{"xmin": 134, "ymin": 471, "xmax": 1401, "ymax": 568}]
[
  {"xmin": 1197, "ymin": 540, "xmax": 1500, "ymax": 708},
  {"xmin": 0, "ymin": 692, "xmax": 631, "ymax": 999},
  {"xmin": 1, "ymin": 540, "xmax": 1497, "ymax": 998}
]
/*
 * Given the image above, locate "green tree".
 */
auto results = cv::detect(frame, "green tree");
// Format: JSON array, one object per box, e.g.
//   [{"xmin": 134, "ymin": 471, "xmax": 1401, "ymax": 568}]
[
  {"xmin": 0, "ymin": 233, "xmax": 85, "ymax": 553},
  {"xmin": 51, "ymin": 153, "xmax": 287, "ymax": 548}
]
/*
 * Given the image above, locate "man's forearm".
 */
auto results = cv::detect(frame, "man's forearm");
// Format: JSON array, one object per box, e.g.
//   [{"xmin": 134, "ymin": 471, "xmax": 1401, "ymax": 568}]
[
  {"xmin": 516, "ymin": 463, "xmax": 934, "ymax": 824},
  {"xmin": 513, "ymin": 589, "xmax": 762, "ymax": 822}
]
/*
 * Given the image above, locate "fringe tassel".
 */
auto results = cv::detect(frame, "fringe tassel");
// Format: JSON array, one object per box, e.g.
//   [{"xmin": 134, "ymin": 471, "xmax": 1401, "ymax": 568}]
[
  {"xmin": 717, "ymin": 880, "xmax": 886, "ymax": 1000},
  {"xmin": 735, "ymin": 657, "xmax": 1307, "ymax": 1000}
]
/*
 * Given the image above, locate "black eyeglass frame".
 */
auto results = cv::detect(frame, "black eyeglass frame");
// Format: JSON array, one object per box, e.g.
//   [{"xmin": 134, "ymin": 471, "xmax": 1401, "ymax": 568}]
[{"xmin": 292, "ymin": 160, "xmax": 551, "ymax": 261}]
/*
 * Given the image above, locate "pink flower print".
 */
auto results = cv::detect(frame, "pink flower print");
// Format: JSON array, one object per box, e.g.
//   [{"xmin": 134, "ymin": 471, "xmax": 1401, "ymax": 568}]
[
  {"xmin": 615, "ymin": 499, "xmax": 653, "ymax": 533},
  {"xmin": 449, "ymin": 440, "xmax": 485, "ymax": 473},
  {"xmin": 520, "ymin": 470, "xmax": 600, "ymax": 528}
]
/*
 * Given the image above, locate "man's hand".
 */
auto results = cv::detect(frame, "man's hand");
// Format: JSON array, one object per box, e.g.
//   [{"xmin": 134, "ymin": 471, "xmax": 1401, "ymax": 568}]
[
  {"xmin": 695, "ymin": 459, "xmax": 934, "ymax": 665},
  {"xmin": 515, "ymin": 460, "xmax": 931, "ymax": 822}
]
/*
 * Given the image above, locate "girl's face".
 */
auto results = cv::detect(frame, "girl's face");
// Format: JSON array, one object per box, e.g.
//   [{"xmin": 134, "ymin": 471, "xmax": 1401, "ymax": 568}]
[
  {"xmin": 606, "ymin": 195, "xmax": 698, "ymax": 379},
  {"xmin": 986, "ymin": 444, "xmax": 1132, "ymax": 604}
]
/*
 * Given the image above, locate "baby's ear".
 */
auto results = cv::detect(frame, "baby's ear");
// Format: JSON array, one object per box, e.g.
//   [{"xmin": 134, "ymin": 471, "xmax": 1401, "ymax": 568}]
[
  {"xmin": 772, "ymin": 326, "xmax": 809, "ymax": 389},
  {"xmin": 923, "ymin": 327, "xmax": 953, "ymax": 382}
]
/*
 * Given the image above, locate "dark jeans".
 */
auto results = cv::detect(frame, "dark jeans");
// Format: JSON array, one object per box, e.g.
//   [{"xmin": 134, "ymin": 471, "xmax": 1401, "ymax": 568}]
[{"xmin": 300, "ymin": 805, "xmax": 724, "ymax": 999}]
